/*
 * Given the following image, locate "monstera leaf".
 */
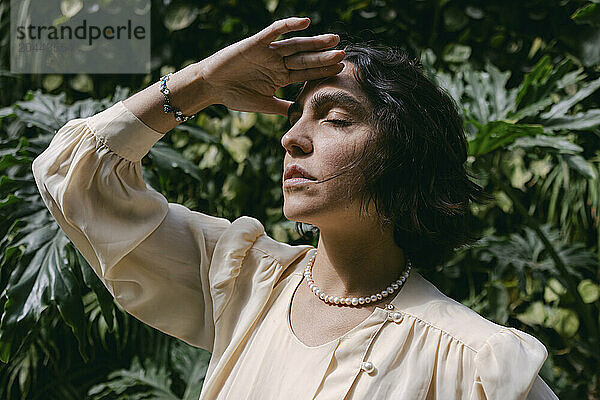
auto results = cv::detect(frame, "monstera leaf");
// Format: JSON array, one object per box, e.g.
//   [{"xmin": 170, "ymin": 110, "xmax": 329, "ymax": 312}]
[
  {"xmin": 0, "ymin": 89, "xmax": 201, "ymax": 364},
  {"xmin": 87, "ymin": 341, "xmax": 210, "ymax": 400}
]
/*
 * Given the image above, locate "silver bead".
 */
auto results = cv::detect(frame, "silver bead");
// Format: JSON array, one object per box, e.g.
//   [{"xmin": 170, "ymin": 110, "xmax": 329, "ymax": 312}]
[
  {"xmin": 391, "ymin": 283, "xmax": 399, "ymax": 290},
  {"xmin": 386, "ymin": 304, "xmax": 394, "ymax": 310},
  {"xmin": 365, "ymin": 297, "xmax": 371, "ymax": 303},
  {"xmin": 376, "ymin": 293, "xmax": 382, "ymax": 300},
  {"xmin": 370, "ymin": 295, "xmax": 377, "ymax": 302},
  {"xmin": 382, "ymin": 290, "xmax": 388, "ymax": 297},
  {"xmin": 387, "ymin": 286, "xmax": 394, "ymax": 294},
  {"xmin": 345, "ymin": 298, "xmax": 352, "ymax": 305},
  {"xmin": 334, "ymin": 297, "xmax": 340, "ymax": 304},
  {"xmin": 359, "ymin": 297, "xmax": 366, "ymax": 304},
  {"xmin": 351, "ymin": 298, "xmax": 359, "ymax": 306},
  {"xmin": 319, "ymin": 292, "xmax": 326, "ymax": 300}
]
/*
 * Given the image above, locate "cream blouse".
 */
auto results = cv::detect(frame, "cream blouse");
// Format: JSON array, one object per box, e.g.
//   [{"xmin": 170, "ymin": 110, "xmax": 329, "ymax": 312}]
[{"xmin": 32, "ymin": 101, "xmax": 559, "ymax": 400}]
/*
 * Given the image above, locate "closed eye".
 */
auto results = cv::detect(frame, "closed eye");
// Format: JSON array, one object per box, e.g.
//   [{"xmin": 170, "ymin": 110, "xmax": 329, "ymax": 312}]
[{"xmin": 324, "ymin": 119, "xmax": 352, "ymax": 127}]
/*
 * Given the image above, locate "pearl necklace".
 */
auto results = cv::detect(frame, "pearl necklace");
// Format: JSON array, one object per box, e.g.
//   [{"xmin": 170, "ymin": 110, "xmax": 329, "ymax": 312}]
[{"xmin": 303, "ymin": 250, "xmax": 412, "ymax": 307}]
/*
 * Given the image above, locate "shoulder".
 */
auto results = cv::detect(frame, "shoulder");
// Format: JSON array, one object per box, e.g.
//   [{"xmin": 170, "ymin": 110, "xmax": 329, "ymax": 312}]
[
  {"xmin": 395, "ymin": 271, "xmax": 521, "ymax": 351},
  {"xmin": 211, "ymin": 215, "xmax": 313, "ymax": 283},
  {"xmin": 394, "ymin": 271, "xmax": 549, "ymax": 398}
]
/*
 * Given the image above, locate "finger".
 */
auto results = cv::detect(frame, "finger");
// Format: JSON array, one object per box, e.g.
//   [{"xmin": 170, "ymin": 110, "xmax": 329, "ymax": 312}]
[
  {"xmin": 288, "ymin": 63, "xmax": 345, "ymax": 83},
  {"xmin": 256, "ymin": 17, "xmax": 311, "ymax": 44},
  {"xmin": 284, "ymin": 50, "xmax": 346, "ymax": 70},
  {"xmin": 254, "ymin": 96, "xmax": 293, "ymax": 116},
  {"xmin": 269, "ymin": 34, "xmax": 340, "ymax": 57}
]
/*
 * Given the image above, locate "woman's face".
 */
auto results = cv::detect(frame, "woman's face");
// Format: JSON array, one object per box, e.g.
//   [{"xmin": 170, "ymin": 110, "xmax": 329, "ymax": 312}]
[{"xmin": 281, "ymin": 62, "xmax": 374, "ymax": 229}]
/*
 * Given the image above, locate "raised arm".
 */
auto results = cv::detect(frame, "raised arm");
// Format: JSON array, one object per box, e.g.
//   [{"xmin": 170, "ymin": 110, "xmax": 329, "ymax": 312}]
[
  {"xmin": 124, "ymin": 16, "xmax": 345, "ymax": 133},
  {"xmin": 32, "ymin": 17, "xmax": 343, "ymax": 352}
]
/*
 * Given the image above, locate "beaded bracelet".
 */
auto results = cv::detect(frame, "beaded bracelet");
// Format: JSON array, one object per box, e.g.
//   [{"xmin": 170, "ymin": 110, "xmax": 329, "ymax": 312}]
[{"xmin": 159, "ymin": 73, "xmax": 195, "ymax": 122}]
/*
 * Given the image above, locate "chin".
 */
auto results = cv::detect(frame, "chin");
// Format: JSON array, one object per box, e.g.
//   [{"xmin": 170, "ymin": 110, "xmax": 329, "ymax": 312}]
[{"xmin": 283, "ymin": 203, "xmax": 315, "ymax": 224}]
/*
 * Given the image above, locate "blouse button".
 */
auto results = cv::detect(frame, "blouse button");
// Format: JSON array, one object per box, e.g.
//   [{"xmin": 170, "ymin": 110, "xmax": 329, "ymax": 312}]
[
  {"xmin": 388, "ymin": 311, "xmax": 402, "ymax": 323},
  {"xmin": 361, "ymin": 361, "xmax": 376, "ymax": 374}
]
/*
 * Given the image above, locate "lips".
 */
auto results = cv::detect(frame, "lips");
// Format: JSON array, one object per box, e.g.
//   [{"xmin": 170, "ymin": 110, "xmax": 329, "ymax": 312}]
[{"xmin": 284, "ymin": 164, "xmax": 317, "ymax": 181}]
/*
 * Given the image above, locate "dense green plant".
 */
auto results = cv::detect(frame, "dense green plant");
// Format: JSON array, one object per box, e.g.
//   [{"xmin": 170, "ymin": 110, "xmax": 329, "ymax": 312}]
[
  {"xmin": 2, "ymin": 0, "xmax": 600, "ymax": 107},
  {"xmin": 425, "ymin": 54, "xmax": 600, "ymax": 397}
]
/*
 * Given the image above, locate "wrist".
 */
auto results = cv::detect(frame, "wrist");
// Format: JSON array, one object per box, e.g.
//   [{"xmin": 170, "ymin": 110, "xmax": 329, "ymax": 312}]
[{"xmin": 168, "ymin": 62, "xmax": 215, "ymax": 116}]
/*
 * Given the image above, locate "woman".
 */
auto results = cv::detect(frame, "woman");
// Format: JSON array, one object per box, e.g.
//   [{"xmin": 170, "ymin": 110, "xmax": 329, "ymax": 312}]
[{"xmin": 32, "ymin": 17, "xmax": 558, "ymax": 399}]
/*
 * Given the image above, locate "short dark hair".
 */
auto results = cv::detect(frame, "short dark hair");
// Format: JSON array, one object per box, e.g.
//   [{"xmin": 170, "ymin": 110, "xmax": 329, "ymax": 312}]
[{"xmin": 295, "ymin": 42, "xmax": 491, "ymax": 270}]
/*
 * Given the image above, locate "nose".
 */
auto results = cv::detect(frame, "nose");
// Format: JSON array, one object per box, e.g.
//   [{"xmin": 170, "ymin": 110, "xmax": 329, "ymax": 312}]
[{"xmin": 281, "ymin": 123, "xmax": 313, "ymax": 156}]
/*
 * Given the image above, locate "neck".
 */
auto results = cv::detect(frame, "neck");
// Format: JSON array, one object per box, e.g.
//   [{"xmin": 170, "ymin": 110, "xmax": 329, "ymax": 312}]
[{"xmin": 311, "ymin": 220, "xmax": 407, "ymax": 299}]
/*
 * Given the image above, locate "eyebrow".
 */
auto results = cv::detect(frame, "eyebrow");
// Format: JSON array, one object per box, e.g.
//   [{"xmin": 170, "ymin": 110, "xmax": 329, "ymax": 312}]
[{"xmin": 287, "ymin": 90, "xmax": 368, "ymax": 124}]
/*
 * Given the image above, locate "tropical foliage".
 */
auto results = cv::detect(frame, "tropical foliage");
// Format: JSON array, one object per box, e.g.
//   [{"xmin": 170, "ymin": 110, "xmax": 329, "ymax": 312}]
[{"xmin": 1, "ymin": 0, "xmax": 600, "ymax": 399}]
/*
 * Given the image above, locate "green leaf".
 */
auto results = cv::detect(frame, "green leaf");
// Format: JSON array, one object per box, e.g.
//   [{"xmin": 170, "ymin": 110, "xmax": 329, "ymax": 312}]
[
  {"xmin": 474, "ymin": 224, "xmax": 596, "ymax": 279},
  {"xmin": 222, "ymin": 174, "xmax": 242, "ymax": 201},
  {"xmin": 544, "ymin": 277, "xmax": 567, "ymax": 302},
  {"xmin": 0, "ymin": 154, "xmax": 29, "ymax": 170},
  {"xmin": 572, "ymin": 3, "xmax": 596, "ymax": 19},
  {"xmin": 42, "ymin": 75, "xmax": 63, "ymax": 92},
  {"xmin": 230, "ymin": 110, "xmax": 257, "ymax": 136},
  {"xmin": 60, "ymin": 0, "xmax": 83, "ymax": 18},
  {"xmin": 442, "ymin": 44, "xmax": 471, "ymax": 63},
  {"xmin": 88, "ymin": 356, "xmax": 178, "ymax": 400},
  {"xmin": 510, "ymin": 135, "xmax": 582, "ymax": 154},
  {"xmin": 76, "ymin": 250, "xmax": 115, "ymax": 331},
  {"xmin": 515, "ymin": 57, "xmax": 573, "ymax": 110},
  {"xmin": 164, "ymin": 4, "xmax": 199, "ymax": 31},
  {"xmin": 486, "ymin": 63, "xmax": 513, "ymax": 120},
  {"xmin": 265, "ymin": 0, "xmax": 279, "ymax": 13},
  {"xmin": 564, "ymin": 154, "xmax": 597, "ymax": 179},
  {"xmin": 515, "ymin": 56, "xmax": 552, "ymax": 107},
  {"xmin": 516, "ymin": 301, "xmax": 546, "ymax": 326},
  {"xmin": 542, "ymin": 109, "xmax": 600, "ymax": 131},
  {"xmin": 541, "ymin": 77, "xmax": 600, "ymax": 119},
  {"xmin": 175, "ymin": 124, "xmax": 219, "ymax": 143},
  {"xmin": 70, "ymin": 74, "xmax": 94, "ymax": 93},
  {"xmin": 580, "ymin": 29, "xmax": 600, "ymax": 67},
  {"xmin": 443, "ymin": 7, "xmax": 469, "ymax": 32},
  {"xmin": 170, "ymin": 342, "xmax": 211, "ymax": 400},
  {"xmin": 468, "ymin": 120, "xmax": 544, "ymax": 156},
  {"xmin": 571, "ymin": 3, "xmax": 600, "ymax": 25},
  {"xmin": 546, "ymin": 308, "xmax": 579, "ymax": 337},
  {"xmin": 485, "ymin": 281, "xmax": 510, "ymax": 324},
  {"xmin": 149, "ymin": 142, "xmax": 204, "ymax": 181},
  {"xmin": 197, "ymin": 144, "xmax": 222, "ymax": 170},
  {"xmin": 0, "ymin": 224, "xmax": 87, "ymax": 362},
  {"xmin": 577, "ymin": 279, "xmax": 600, "ymax": 303},
  {"xmin": 221, "ymin": 133, "xmax": 253, "ymax": 164}
]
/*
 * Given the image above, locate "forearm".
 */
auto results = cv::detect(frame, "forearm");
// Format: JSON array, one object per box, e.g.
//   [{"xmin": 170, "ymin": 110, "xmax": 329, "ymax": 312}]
[{"xmin": 123, "ymin": 62, "xmax": 215, "ymax": 134}]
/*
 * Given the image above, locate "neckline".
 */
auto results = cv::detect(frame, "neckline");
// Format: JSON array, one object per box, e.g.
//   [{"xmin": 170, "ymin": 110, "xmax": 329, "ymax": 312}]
[
  {"xmin": 285, "ymin": 271, "xmax": 390, "ymax": 349},
  {"xmin": 293, "ymin": 248, "xmax": 415, "ymax": 310}
]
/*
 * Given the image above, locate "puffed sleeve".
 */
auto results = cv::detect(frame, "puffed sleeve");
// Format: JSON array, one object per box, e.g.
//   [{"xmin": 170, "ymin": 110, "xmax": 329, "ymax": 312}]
[
  {"xmin": 474, "ymin": 327, "xmax": 550, "ymax": 400},
  {"xmin": 31, "ymin": 101, "xmax": 254, "ymax": 353}
]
